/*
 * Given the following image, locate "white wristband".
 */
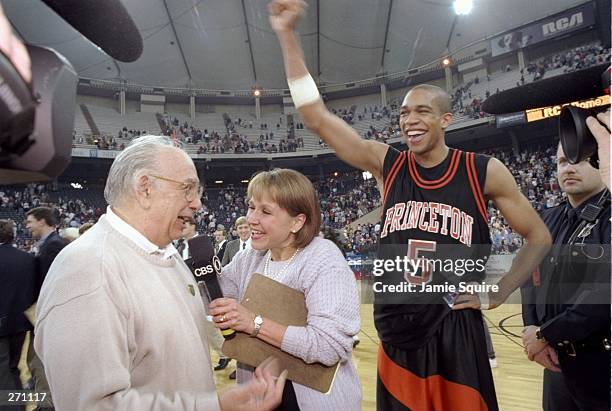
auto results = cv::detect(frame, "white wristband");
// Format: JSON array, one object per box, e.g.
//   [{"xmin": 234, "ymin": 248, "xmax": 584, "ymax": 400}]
[
  {"xmin": 478, "ymin": 291, "xmax": 490, "ymax": 310},
  {"xmin": 287, "ymin": 74, "xmax": 320, "ymax": 108}
]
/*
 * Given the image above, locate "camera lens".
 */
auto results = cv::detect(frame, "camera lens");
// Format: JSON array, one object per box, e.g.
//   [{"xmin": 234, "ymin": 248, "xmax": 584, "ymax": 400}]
[{"xmin": 559, "ymin": 105, "xmax": 598, "ymax": 168}]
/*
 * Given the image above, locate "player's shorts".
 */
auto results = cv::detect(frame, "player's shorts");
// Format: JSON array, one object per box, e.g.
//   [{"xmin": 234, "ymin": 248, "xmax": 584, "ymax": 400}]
[{"xmin": 377, "ymin": 308, "xmax": 498, "ymax": 411}]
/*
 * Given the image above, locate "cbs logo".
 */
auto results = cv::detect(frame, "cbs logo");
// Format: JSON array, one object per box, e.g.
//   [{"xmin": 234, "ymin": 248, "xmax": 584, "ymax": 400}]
[{"xmin": 194, "ymin": 256, "xmax": 222, "ymax": 277}]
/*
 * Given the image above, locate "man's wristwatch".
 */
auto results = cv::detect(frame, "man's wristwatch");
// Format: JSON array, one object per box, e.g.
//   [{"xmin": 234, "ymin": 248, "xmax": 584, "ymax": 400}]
[
  {"xmin": 535, "ymin": 327, "xmax": 546, "ymax": 342},
  {"xmin": 251, "ymin": 314, "xmax": 263, "ymax": 337}
]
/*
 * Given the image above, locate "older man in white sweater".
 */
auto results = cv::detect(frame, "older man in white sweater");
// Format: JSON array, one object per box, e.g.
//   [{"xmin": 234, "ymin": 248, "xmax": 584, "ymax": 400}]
[{"xmin": 34, "ymin": 136, "xmax": 286, "ymax": 411}]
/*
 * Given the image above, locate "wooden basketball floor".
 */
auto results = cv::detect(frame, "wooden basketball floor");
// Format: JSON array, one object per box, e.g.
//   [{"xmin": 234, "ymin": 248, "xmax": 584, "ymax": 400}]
[{"xmin": 212, "ymin": 287, "xmax": 544, "ymax": 410}]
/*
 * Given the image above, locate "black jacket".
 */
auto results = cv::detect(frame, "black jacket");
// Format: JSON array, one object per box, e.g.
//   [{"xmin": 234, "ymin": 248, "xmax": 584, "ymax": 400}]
[
  {"xmin": 36, "ymin": 231, "xmax": 68, "ymax": 297},
  {"xmin": 0, "ymin": 244, "xmax": 37, "ymax": 336},
  {"xmin": 522, "ymin": 189, "xmax": 610, "ymax": 344},
  {"xmin": 216, "ymin": 240, "xmax": 227, "ymax": 261}
]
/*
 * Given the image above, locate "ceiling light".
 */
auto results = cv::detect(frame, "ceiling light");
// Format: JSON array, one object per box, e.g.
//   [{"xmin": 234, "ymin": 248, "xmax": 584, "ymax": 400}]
[{"xmin": 453, "ymin": 0, "xmax": 473, "ymax": 15}]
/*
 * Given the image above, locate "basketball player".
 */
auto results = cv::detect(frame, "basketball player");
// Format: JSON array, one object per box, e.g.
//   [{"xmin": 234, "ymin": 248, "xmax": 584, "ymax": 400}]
[{"xmin": 269, "ymin": 1, "xmax": 551, "ymax": 409}]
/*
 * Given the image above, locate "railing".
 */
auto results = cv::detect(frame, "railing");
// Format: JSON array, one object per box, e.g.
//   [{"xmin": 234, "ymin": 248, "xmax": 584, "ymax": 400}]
[{"xmin": 79, "ymin": 57, "xmax": 447, "ymax": 98}]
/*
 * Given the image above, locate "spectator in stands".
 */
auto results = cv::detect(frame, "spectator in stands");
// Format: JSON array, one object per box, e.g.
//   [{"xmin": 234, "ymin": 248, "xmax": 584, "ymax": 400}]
[
  {"xmin": 485, "ymin": 144, "xmax": 562, "ymax": 253},
  {"xmin": 212, "ymin": 168, "xmax": 361, "ymax": 410},
  {"xmin": 528, "ymin": 43, "xmax": 609, "ymax": 81},
  {"xmin": 222, "ymin": 216, "xmax": 252, "ymax": 266},
  {"xmin": 3, "ymin": 141, "xmax": 566, "ymax": 260},
  {"xmin": 316, "ymin": 174, "xmax": 380, "ymax": 229}
]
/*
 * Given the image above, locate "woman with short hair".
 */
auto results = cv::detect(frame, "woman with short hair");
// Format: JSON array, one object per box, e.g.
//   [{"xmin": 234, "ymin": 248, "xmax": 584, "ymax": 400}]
[{"xmin": 211, "ymin": 168, "xmax": 361, "ymax": 410}]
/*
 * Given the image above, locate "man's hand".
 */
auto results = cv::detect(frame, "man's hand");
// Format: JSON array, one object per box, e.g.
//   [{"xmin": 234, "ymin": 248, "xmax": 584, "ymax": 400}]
[
  {"xmin": 268, "ymin": 0, "xmax": 307, "ymax": 33},
  {"xmin": 531, "ymin": 346, "xmax": 561, "ymax": 372},
  {"xmin": 451, "ymin": 291, "xmax": 502, "ymax": 311},
  {"xmin": 451, "ymin": 293, "xmax": 481, "ymax": 310},
  {"xmin": 587, "ymin": 109, "xmax": 611, "ymax": 190},
  {"xmin": 219, "ymin": 357, "xmax": 288, "ymax": 411},
  {"xmin": 0, "ymin": 5, "xmax": 31, "ymax": 83},
  {"xmin": 522, "ymin": 325, "xmax": 547, "ymax": 360}
]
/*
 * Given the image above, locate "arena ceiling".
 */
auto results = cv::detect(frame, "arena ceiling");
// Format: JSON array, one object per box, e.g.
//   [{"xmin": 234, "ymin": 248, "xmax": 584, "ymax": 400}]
[{"xmin": 5, "ymin": 0, "xmax": 588, "ymax": 91}]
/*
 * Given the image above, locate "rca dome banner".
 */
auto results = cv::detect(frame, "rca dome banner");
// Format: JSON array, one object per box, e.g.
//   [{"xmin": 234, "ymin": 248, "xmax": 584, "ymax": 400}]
[{"xmin": 490, "ymin": 2, "xmax": 596, "ymax": 57}]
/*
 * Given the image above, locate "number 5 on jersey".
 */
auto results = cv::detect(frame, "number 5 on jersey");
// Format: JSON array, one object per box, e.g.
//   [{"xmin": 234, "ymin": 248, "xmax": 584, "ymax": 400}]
[{"xmin": 405, "ymin": 239, "xmax": 436, "ymax": 285}]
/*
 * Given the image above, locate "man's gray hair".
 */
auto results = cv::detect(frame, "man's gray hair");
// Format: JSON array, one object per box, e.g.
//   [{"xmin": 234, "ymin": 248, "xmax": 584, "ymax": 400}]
[{"xmin": 104, "ymin": 135, "xmax": 176, "ymax": 206}]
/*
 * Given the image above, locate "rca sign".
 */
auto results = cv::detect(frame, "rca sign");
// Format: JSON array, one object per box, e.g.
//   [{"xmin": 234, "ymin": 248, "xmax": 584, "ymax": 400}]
[{"xmin": 542, "ymin": 12, "xmax": 584, "ymax": 36}]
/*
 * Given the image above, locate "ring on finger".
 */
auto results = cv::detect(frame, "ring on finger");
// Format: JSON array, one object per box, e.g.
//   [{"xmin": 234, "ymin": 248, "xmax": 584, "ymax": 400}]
[{"xmin": 221, "ymin": 315, "xmax": 226, "ymax": 322}]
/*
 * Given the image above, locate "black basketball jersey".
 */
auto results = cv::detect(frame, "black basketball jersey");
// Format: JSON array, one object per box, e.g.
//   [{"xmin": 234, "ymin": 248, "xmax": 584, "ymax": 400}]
[{"xmin": 374, "ymin": 146, "xmax": 492, "ymax": 349}]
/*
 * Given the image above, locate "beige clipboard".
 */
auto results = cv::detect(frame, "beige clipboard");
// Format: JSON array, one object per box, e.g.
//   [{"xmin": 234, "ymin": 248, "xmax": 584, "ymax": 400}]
[{"xmin": 222, "ymin": 273, "xmax": 339, "ymax": 394}]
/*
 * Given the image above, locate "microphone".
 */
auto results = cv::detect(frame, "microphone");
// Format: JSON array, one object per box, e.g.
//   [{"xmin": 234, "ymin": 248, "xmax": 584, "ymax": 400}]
[
  {"xmin": 40, "ymin": 0, "xmax": 143, "ymax": 62},
  {"xmin": 187, "ymin": 235, "xmax": 236, "ymax": 340},
  {"xmin": 482, "ymin": 64, "xmax": 609, "ymax": 114}
]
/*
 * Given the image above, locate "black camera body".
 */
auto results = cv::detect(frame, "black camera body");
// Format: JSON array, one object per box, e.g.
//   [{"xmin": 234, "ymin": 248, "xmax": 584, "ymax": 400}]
[
  {"xmin": 559, "ymin": 66, "xmax": 611, "ymax": 168},
  {"xmin": 0, "ymin": 45, "xmax": 77, "ymax": 184}
]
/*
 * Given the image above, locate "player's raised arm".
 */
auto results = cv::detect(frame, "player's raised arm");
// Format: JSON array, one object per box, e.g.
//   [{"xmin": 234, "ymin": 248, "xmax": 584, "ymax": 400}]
[{"xmin": 269, "ymin": 0, "xmax": 388, "ymax": 179}]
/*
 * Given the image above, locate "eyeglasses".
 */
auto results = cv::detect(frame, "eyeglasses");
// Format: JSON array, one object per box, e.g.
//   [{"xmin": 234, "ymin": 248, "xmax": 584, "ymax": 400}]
[{"xmin": 149, "ymin": 174, "xmax": 204, "ymax": 202}]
